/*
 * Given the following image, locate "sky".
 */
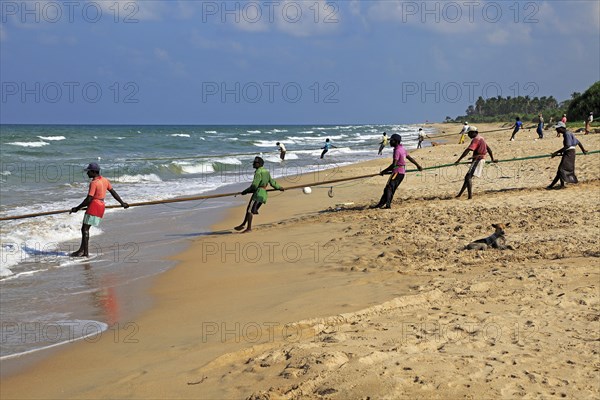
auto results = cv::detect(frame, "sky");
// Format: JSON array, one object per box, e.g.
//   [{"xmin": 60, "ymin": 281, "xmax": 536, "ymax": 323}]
[{"xmin": 1, "ymin": 0, "xmax": 599, "ymax": 124}]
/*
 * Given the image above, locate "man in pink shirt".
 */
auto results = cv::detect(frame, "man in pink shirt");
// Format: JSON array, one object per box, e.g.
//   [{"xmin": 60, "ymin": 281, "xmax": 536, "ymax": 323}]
[
  {"xmin": 70, "ymin": 162, "xmax": 129, "ymax": 257},
  {"xmin": 455, "ymin": 127, "xmax": 497, "ymax": 199},
  {"xmin": 371, "ymin": 134, "xmax": 423, "ymax": 209}
]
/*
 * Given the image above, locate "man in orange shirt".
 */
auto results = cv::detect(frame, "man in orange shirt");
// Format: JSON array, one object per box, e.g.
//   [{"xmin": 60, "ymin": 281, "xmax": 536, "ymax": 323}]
[{"xmin": 70, "ymin": 163, "xmax": 129, "ymax": 257}]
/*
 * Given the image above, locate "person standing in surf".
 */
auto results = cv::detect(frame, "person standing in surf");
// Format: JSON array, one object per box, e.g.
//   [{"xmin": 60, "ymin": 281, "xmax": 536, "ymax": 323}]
[
  {"xmin": 70, "ymin": 163, "xmax": 129, "ymax": 257},
  {"xmin": 276, "ymin": 142, "xmax": 287, "ymax": 160},
  {"xmin": 320, "ymin": 138, "xmax": 337, "ymax": 159},
  {"xmin": 377, "ymin": 132, "xmax": 388, "ymax": 155},
  {"xmin": 235, "ymin": 157, "xmax": 284, "ymax": 233}
]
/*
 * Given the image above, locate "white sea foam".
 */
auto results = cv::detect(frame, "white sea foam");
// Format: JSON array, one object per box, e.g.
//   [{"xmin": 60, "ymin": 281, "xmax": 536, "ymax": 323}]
[
  {"xmin": 7, "ymin": 141, "xmax": 49, "ymax": 148},
  {"xmin": 247, "ymin": 130, "xmax": 261, "ymax": 134},
  {"xmin": 0, "ymin": 320, "xmax": 109, "ymax": 361},
  {"xmin": 170, "ymin": 134, "xmax": 191, "ymax": 138},
  {"xmin": 253, "ymin": 140, "xmax": 279, "ymax": 147},
  {"xmin": 37, "ymin": 136, "xmax": 66, "ymax": 141},
  {"xmin": 0, "ymin": 265, "xmax": 13, "ymax": 278},
  {"xmin": 113, "ymin": 174, "xmax": 163, "ymax": 183},
  {"xmin": 0, "ymin": 210, "xmax": 94, "ymax": 274},
  {"xmin": 1, "ymin": 171, "xmax": 12, "ymax": 176},
  {"xmin": 216, "ymin": 157, "xmax": 243, "ymax": 165},
  {"xmin": 172, "ymin": 161, "xmax": 215, "ymax": 174},
  {"xmin": 204, "ymin": 130, "xmax": 217, "ymax": 134}
]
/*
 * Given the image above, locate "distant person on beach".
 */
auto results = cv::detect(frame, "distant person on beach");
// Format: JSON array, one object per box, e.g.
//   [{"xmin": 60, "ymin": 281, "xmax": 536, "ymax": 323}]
[
  {"xmin": 70, "ymin": 163, "xmax": 129, "ymax": 257},
  {"xmin": 276, "ymin": 142, "xmax": 286, "ymax": 160},
  {"xmin": 509, "ymin": 117, "xmax": 523, "ymax": 141},
  {"xmin": 585, "ymin": 112, "xmax": 593, "ymax": 135},
  {"xmin": 320, "ymin": 138, "xmax": 337, "ymax": 159},
  {"xmin": 235, "ymin": 157, "xmax": 284, "ymax": 233},
  {"xmin": 377, "ymin": 132, "xmax": 388, "ymax": 155},
  {"xmin": 458, "ymin": 122, "xmax": 470, "ymax": 144},
  {"xmin": 417, "ymin": 128, "xmax": 429, "ymax": 149},
  {"xmin": 558, "ymin": 114, "xmax": 567, "ymax": 137},
  {"xmin": 455, "ymin": 127, "xmax": 497, "ymax": 200},
  {"xmin": 536, "ymin": 113, "xmax": 544, "ymax": 139},
  {"xmin": 547, "ymin": 121, "xmax": 588, "ymax": 190},
  {"xmin": 371, "ymin": 134, "xmax": 423, "ymax": 209}
]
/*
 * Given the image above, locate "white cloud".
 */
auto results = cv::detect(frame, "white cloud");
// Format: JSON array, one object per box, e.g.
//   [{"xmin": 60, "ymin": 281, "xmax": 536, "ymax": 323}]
[
  {"xmin": 154, "ymin": 48, "xmax": 186, "ymax": 76},
  {"xmin": 38, "ymin": 34, "xmax": 78, "ymax": 46},
  {"xmin": 189, "ymin": 30, "xmax": 244, "ymax": 53},
  {"xmin": 96, "ymin": 0, "xmax": 163, "ymax": 21},
  {"xmin": 224, "ymin": 0, "xmax": 340, "ymax": 37},
  {"xmin": 485, "ymin": 29, "xmax": 510, "ymax": 45}
]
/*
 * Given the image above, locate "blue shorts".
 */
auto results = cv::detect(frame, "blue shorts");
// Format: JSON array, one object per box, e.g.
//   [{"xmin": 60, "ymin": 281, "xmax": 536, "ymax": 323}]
[{"xmin": 83, "ymin": 214, "xmax": 102, "ymax": 227}]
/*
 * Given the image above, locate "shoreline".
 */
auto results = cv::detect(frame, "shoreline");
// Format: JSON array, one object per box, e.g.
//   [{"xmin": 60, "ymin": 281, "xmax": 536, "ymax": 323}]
[{"xmin": 2, "ymin": 123, "xmax": 599, "ymax": 399}]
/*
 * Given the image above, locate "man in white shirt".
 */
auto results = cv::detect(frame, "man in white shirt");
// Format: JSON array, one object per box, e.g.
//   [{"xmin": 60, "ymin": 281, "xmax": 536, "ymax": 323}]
[
  {"xmin": 276, "ymin": 142, "xmax": 286, "ymax": 160},
  {"xmin": 458, "ymin": 122, "xmax": 469, "ymax": 144}
]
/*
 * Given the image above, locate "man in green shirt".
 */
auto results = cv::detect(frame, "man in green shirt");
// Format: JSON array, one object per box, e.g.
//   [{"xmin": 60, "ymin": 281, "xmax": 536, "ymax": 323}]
[{"xmin": 235, "ymin": 157, "xmax": 284, "ymax": 233}]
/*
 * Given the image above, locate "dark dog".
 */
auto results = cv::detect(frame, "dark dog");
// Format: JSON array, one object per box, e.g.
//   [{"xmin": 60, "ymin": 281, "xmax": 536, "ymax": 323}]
[{"xmin": 466, "ymin": 223, "xmax": 511, "ymax": 250}]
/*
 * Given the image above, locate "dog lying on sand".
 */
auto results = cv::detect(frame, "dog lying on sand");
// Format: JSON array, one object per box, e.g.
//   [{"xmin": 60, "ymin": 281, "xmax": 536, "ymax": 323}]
[{"xmin": 466, "ymin": 223, "xmax": 513, "ymax": 250}]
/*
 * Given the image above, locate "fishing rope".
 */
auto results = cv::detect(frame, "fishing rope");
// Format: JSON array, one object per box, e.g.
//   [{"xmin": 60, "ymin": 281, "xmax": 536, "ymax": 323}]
[{"xmin": 1, "ymin": 150, "xmax": 598, "ymax": 222}]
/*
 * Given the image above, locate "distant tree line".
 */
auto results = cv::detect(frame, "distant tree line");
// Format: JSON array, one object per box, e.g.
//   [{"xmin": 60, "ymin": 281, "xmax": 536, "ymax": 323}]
[{"xmin": 449, "ymin": 81, "xmax": 599, "ymax": 124}]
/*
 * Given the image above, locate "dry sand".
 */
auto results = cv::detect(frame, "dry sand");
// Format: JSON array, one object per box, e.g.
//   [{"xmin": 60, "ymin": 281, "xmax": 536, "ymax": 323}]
[{"xmin": 1, "ymin": 123, "xmax": 599, "ymax": 399}]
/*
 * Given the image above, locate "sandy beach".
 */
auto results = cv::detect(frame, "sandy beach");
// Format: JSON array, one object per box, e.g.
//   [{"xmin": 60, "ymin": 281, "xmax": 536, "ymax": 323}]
[{"xmin": 2, "ymin": 123, "xmax": 599, "ymax": 399}]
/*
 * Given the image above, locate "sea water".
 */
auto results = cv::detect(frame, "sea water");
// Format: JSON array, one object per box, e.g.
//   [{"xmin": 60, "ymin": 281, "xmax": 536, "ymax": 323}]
[{"xmin": 0, "ymin": 124, "xmax": 427, "ymax": 360}]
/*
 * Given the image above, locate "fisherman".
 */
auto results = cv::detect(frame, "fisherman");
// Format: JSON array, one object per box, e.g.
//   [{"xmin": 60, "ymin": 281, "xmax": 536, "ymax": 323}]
[
  {"xmin": 276, "ymin": 142, "xmax": 286, "ymax": 160},
  {"xmin": 70, "ymin": 163, "xmax": 129, "ymax": 257},
  {"xmin": 235, "ymin": 157, "xmax": 284, "ymax": 233},
  {"xmin": 320, "ymin": 138, "xmax": 337, "ymax": 159},
  {"xmin": 371, "ymin": 134, "xmax": 423, "ymax": 209},
  {"xmin": 417, "ymin": 128, "xmax": 429, "ymax": 149},
  {"xmin": 547, "ymin": 121, "xmax": 588, "ymax": 189},
  {"xmin": 455, "ymin": 127, "xmax": 497, "ymax": 199},
  {"xmin": 377, "ymin": 132, "xmax": 388, "ymax": 155},
  {"xmin": 458, "ymin": 122, "xmax": 469, "ymax": 144}
]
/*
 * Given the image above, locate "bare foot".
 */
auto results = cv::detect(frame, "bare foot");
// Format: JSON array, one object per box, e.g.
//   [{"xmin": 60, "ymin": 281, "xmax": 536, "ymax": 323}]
[
  {"xmin": 241, "ymin": 229, "xmax": 252, "ymax": 233},
  {"xmin": 70, "ymin": 251, "xmax": 86, "ymax": 257},
  {"xmin": 234, "ymin": 225, "xmax": 245, "ymax": 231}
]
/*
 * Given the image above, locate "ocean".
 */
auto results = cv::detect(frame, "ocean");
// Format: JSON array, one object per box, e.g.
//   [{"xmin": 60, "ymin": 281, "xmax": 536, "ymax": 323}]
[{"xmin": 0, "ymin": 124, "xmax": 428, "ymax": 361}]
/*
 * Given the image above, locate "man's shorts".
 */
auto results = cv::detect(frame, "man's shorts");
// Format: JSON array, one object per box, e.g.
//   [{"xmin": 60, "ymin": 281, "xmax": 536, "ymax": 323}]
[
  {"xmin": 249, "ymin": 200, "xmax": 263, "ymax": 215},
  {"xmin": 83, "ymin": 214, "xmax": 102, "ymax": 227}
]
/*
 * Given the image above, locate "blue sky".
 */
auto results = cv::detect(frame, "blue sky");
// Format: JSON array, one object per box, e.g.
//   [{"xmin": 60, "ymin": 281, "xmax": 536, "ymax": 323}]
[{"xmin": 1, "ymin": 0, "xmax": 599, "ymax": 124}]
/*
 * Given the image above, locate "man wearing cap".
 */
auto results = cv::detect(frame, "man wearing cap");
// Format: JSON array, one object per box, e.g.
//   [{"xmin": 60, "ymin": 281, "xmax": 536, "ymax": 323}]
[
  {"xmin": 70, "ymin": 163, "xmax": 129, "ymax": 257},
  {"xmin": 458, "ymin": 122, "xmax": 469, "ymax": 144},
  {"xmin": 235, "ymin": 156, "xmax": 284, "ymax": 233},
  {"xmin": 371, "ymin": 134, "xmax": 423, "ymax": 209},
  {"xmin": 455, "ymin": 126, "xmax": 497, "ymax": 199},
  {"xmin": 547, "ymin": 121, "xmax": 588, "ymax": 190}
]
